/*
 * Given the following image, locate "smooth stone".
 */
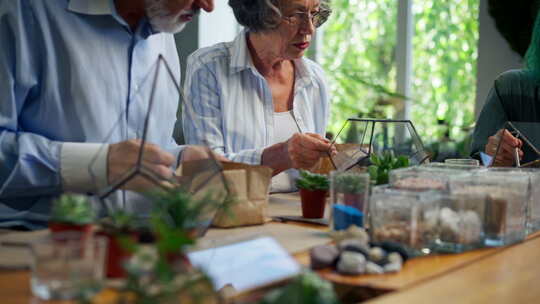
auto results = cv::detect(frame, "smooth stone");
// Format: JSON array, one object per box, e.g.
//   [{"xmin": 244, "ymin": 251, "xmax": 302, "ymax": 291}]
[
  {"xmin": 346, "ymin": 225, "xmax": 370, "ymax": 245},
  {"xmin": 384, "ymin": 262, "xmax": 402, "ymax": 273},
  {"xmin": 371, "ymin": 241, "xmax": 410, "ymax": 262},
  {"xmin": 333, "ymin": 204, "xmax": 363, "ymax": 231},
  {"xmin": 387, "ymin": 252, "xmax": 403, "ymax": 265},
  {"xmin": 369, "ymin": 247, "xmax": 386, "ymax": 263},
  {"xmin": 366, "ymin": 261, "xmax": 384, "ymax": 275},
  {"xmin": 338, "ymin": 239, "xmax": 370, "ymax": 257},
  {"xmin": 461, "ymin": 210, "xmax": 482, "ymax": 244},
  {"xmin": 310, "ymin": 245, "xmax": 340, "ymax": 270},
  {"xmin": 337, "ymin": 251, "xmax": 366, "ymax": 275},
  {"xmin": 329, "ymin": 230, "xmax": 348, "ymax": 243}
]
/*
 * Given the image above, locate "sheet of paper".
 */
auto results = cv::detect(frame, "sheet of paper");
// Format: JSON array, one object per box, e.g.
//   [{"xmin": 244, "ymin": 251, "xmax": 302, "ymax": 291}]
[{"xmin": 188, "ymin": 236, "xmax": 301, "ymax": 292}]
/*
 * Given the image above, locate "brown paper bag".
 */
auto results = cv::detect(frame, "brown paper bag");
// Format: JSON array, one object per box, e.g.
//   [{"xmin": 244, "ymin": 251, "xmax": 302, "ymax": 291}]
[
  {"xmin": 212, "ymin": 162, "xmax": 273, "ymax": 228},
  {"xmin": 177, "ymin": 160, "xmax": 273, "ymax": 228}
]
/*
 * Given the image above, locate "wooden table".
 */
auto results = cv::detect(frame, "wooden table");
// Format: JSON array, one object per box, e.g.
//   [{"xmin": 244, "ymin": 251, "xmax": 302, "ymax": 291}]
[
  {"xmin": 366, "ymin": 233, "xmax": 540, "ymax": 304},
  {"xmin": 1, "ymin": 194, "xmax": 539, "ymax": 303}
]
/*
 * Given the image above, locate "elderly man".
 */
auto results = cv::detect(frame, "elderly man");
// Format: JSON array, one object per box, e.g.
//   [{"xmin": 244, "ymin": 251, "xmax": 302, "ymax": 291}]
[{"xmin": 0, "ymin": 0, "xmax": 214, "ymax": 230}]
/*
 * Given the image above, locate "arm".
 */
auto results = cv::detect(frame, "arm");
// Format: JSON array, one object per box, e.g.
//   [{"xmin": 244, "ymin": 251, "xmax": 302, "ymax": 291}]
[
  {"xmin": 471, "ymin": 74, "xmax": 523, "ymax": 165},
  {"xmin": 0, "ymin": 2, "xmax": 66, "ymax": 198},
  {"xmin": 182, "ymin": 55, "xmax": 263, "ymax": 164}
]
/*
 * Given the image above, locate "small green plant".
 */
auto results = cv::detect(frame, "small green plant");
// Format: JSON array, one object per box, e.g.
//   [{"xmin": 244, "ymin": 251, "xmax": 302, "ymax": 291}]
[
  {"xmin": 368, "ymin": 151, "xmax": 410, "ymax": 185},
  {"xmin": 150, "ymin": 188, "xmax": 222, "ymax": 231},
  {"xmin": 100, "ymin": 210, "xmax": 139, "ymax": 234},
  {"xmin": 334, "ymin": 173, "xmax": 367, "ymax": 194},
  {"xmin": 296, "ymin": 171, "xmax": 330, "ymax": 191},
  {"xmin": 50, "ymin": 194, "xmax": 95, "ymax": 225},
  {"xmin": 260, "ymin": 270, "xmax": 340, "ymax": 304}
]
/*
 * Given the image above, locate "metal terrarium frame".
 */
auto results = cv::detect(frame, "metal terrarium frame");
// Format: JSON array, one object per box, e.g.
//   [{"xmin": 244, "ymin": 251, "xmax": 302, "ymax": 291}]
[
  {"xmin": 329, "ymin": 118, "xmax": 430, "ymax": 171},
  {"xmin": 87, "ymin": 54, "xmax": 230, "ymax": 219}
]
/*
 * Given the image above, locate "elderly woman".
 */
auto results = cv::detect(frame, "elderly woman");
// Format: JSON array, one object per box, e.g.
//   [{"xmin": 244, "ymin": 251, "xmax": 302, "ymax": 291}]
[
  {"xmin": 183, "ymin": 0, "xmax": 333, "ymax": 192},
  {"xmin": 471, "ymin": 10, "xmax": 540, "ymax": 166}
]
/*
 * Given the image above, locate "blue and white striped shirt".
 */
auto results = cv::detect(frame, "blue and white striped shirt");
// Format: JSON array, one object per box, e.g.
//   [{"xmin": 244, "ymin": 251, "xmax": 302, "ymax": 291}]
[{"xmin": 183, "ymin": 31, "xmax": 330, "ymax": 166}]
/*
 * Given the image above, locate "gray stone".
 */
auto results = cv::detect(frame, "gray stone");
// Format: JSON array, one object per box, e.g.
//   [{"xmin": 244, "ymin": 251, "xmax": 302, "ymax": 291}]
[
  {"xmin": 366, "ymin": 261, "xmax": 384, "ymax": 275},
  {"xmin": 338, "ymin": 239, "xmax": 370, "ymax": 257},
  {"xmin": 383, "ymin": 262, "xmax": 402, "ymax": 273},
  {"xmin": 368, "ymin": 247, "xmax": 386, "ymax": 263},
  {"xmin": 310, "ymin": 245, "xmax": 340, "ymax": 270},
  {"xmin": 337, "ymin": 251, "xmax": 366, "ymax": 275},
  {"xmin": 346, "ymin": 225, "xmax": 370, "ymax": 245},
  {"xmin": 387, "ymin": 252, "xmax": 403, "ymax": 265}
]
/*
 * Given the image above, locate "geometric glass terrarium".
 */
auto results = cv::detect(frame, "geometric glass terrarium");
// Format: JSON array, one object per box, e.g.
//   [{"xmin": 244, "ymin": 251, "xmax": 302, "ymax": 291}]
[
  {"xmin": 490, "ymin": 121, "xmax": 540, "ymax": 167},
  {"xmin": 88, "ymin": 55, "xmax": 229, "ymax": 235},
  {"xmin": 330, "ymin": 118, "xmax": 430, "ymax": 171}
]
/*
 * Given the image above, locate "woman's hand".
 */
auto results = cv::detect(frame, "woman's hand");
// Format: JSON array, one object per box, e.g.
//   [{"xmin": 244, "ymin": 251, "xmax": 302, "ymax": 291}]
[
  {"xmin": 485, "ymin": 129, "xmax": 523, "ymax": 166},
  {"xmin": 284, "ymin": 133, "xmax": 335, "ymax": 169}
]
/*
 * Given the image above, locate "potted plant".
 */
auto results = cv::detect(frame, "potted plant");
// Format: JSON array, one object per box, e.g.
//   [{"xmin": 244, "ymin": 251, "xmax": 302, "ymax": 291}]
[
  {"xmin": 334, "ymin": 173, "xmax": 369, "ymax": 211},
  {"xmin": 260, "ymin": 270, "xmax": 339, "ymax": 304},
  {"xmin": 98, "ymin": 210, "xmax": 140, "ymax": 279},
  {"xmin": 296, "ymin": 171, "xmax": 330, "ymax": 219},
  {"xmin": 368, "ymin": 151, "xmax": 410, "ymax": 185},
  {"xmin": 49, "ymin": 193, "xmax": 95, "ymax": 236}
]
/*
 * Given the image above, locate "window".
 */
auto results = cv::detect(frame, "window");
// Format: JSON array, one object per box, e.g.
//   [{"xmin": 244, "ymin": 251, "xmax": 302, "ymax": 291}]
[{"xmin": 320, "ymin": 0, "xmax": 480, "ymax": 156}]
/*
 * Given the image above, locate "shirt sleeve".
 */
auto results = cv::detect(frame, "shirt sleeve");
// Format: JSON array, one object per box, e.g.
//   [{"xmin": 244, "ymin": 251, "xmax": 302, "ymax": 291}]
[
  {"xmin": 470, "ymin": 77, "xmax": 509, "ymax": 157},
  {"xmin": 182, "ymin": 55, "xmax": 264, "ymax": 165},
  {"xmin": 0, "ymin": 1, "xmax": 63, "ymax": 198},
  {"xmin": 60, "ymin": 143, "xmax": 109, "ymax": 193}
]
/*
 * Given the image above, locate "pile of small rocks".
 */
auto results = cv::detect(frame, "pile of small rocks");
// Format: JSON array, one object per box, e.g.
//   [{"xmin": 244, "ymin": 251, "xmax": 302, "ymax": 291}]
[{"xmin": 310, "ymin": 225, "xmax": 409, "ymax": 275}]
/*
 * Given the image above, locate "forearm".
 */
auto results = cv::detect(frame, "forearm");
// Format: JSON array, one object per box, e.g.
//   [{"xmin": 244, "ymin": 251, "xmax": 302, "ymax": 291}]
[
  {"xmin": 0, "ymin": 131, "xmax": 63, "ymax": 198},
  {"xmin": 261, "ymin": 142, "xmax": 291, "ymax": 176}
]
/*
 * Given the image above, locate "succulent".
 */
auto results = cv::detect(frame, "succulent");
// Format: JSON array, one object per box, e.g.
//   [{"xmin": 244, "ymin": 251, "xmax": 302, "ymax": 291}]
[
  {"xmin": 334, "ymin": 173, "xmax": 368, "ymax": 194},
  {"xmin": 368, "ymin": 151, "xmax": 410, "ymax": 185},
  {"xmin": 260, "ymin": 270, "xmax": 340, "ymax": 304},
  {"xmin": 296, "ymin": 170, "xmax": 330, "ymax": 191},
  {"xmin": 50, "ymin": 193, "xmax": 96, "ymax": 225},
  {"xmin": 100, "ymin": 210, "xmax": 139, "ymax": 234}
]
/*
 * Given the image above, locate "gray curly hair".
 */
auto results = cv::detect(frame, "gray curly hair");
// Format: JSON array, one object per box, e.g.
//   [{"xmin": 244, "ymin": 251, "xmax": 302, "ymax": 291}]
[{"xmin": 228, "ymin": 0, "xmax": 331, "ymax": 32}]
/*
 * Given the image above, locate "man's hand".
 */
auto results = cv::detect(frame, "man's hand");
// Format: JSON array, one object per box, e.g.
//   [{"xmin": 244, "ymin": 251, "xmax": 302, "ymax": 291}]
[
  {"xmin": 108, "ymin": 139, "xmax": 175, "ymax": 191},
  {"xmin": 284, "ymin": 133, "xmax": 335, "ymax": 170},
  {"xmin": 485, "ymin": 129, "xmax": 523, "ymax": 166}
]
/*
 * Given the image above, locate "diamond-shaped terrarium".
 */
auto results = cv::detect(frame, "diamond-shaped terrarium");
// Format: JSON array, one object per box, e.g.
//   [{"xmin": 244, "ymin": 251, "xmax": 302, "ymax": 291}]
[
  {"xmin": 329, "ymin": 118, "xmax": 430, "ymax": 171},
  {"xmin": 87, "ymin": 55, "xmax": 230, "ymax": 237},
  {"xmin": 490, "ymin": 121, "xmax": 540, "ymax": 168}
]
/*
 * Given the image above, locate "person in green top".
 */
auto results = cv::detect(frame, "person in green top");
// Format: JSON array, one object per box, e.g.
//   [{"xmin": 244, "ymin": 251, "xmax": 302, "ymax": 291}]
[{"xmin": 471, "ymin": 10, "xmax": 540, "ymax": 166}]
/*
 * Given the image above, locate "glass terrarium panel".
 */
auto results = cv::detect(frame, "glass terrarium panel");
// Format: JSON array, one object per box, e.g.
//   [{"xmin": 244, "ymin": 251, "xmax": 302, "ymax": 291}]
[
  {"xmin": 330, "ymin": 119, "xmax": 429, "ymax": 171},
  {"xmin": 330, "ymin": 172, "xmax": 370, "ymax": 231},
  {"xmin": 433, "ymin": 193, "xmax": 487, "ymax": 253},
  {"xmin": 449, "ymin": 171, "xmax": 528, "ymax": 246},
  {"xmin": 423, "ymin": 162, "xmax": 480, "ymax": 171},
  {"xmin": 481, "ymin": 167, "xmax": 540, "ymax": 235},
  {"xmin": 369, "ymin": 192, "xmax": 440, "ymax": 256},
  {"xmin": 371, "ymin": 186, "xmax": 487, "ymax": 253},
  {"xmin": 389, "ymin": 166, "xmax": 471, "ymax": 192}
]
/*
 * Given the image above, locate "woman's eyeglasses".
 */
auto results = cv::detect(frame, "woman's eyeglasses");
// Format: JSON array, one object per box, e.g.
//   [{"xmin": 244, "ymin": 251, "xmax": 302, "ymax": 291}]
[{"xmin": 282, "ymin": 9, "xmax": 331, "ymax": 28}]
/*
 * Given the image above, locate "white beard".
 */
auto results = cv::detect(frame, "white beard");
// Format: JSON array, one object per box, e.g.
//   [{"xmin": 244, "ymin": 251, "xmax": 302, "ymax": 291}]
[{"xmin": 144, "ymin": 0, "xmax": 195, "ymax": 34}]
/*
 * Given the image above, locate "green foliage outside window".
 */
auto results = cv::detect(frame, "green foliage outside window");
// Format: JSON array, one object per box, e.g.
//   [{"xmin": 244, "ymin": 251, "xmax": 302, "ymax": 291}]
[{"xmin": 320, "ymin": 0, "xmax": 480, "ymax": 157}]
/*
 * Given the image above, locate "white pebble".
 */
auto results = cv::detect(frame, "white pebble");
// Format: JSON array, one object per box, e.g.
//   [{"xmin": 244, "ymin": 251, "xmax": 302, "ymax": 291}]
[
  {"xmin": 384, "ymin": 262, "xmax": 402, "ymax": 273},
  {"xmin": 366, "ymin": 261, "xmax": 384, "ymax": 274},
  {"xmin": 387, "ymin": 252, "xmax": 403, "ymax": 265}
]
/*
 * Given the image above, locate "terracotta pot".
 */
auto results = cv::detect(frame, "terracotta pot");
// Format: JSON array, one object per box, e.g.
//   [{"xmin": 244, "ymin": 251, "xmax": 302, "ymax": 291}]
[
  {"xmin": 300, "ymin": 189, "xmax": 328, "ymax": 219},
  {"xmin": 49, "ymin": 222, "xmax": 93, "ymax": 238},
  {"xmin": 97, "ymin": 231, "xmax": 138, "ymax": 279}
]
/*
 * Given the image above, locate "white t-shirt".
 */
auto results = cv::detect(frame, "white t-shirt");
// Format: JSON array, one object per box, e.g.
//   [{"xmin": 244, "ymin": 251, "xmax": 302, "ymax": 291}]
[{"xmin": 271, "ymin": 111, "xmax": 300, "ymax": 193}]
